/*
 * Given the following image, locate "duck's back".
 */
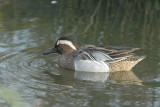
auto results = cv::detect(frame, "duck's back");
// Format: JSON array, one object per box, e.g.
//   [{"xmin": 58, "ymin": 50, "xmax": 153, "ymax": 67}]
[
  {"xmin": 76, "ymin": 45, "xmax": 145, "ymax": 71},
  {"xmin": 59, "ymin": 45, "xmax": 145, "ymax": 72}
]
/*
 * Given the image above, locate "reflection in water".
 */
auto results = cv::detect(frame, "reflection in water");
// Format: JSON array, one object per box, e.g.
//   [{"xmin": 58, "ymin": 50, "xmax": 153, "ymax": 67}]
[
  {"xmin": 0, "ymin": 52, "xmax": 51, "ymax": 106},
  {"xmin": 0, "ymin": 0, "xmax": 159, "ymax": 107},
  {"xmin": 0, "ymin": 85, "xmax": 30, "ymax": 107},
  {"xmin": 75, "ymin": 71, "xmax": 109, "ymax": 82},
  {"xmin": 74, "ymin": 71, "xmax": 142, "ymax": 85},
  {"xmin": 43, "ymin": 68, "xmax": 75, "ymax": 87},
  {"xmin": 109, "ymin": 71, "xmax": 142, "ymax": 85}
]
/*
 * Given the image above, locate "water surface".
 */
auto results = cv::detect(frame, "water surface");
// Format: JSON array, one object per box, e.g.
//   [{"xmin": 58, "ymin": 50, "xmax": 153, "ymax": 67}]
[{"xmin": 0, "ymin": 0, "xmax": 160, "ymax": 107}]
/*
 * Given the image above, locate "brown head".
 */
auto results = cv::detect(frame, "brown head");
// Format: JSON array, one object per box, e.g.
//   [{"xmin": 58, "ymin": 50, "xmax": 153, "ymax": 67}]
[{"xmin": 43, "ymin": 37, "xmax": 78, "ymax": 55}]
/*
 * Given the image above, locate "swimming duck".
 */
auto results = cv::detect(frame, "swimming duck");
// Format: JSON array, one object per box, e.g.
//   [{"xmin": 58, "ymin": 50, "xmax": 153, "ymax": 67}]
[{"xmin": 43, "ymin": 37, "xmax": 145, "ymax": 72}]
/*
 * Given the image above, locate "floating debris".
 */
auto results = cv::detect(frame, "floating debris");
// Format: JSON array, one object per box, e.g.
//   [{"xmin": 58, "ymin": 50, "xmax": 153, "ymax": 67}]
[{"xmin": 51, "ymin": 1, "xmax": 57, "ymax": 4}]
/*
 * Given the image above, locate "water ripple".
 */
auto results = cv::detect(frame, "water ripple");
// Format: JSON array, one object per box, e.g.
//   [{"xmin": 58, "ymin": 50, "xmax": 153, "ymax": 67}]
[
  {"xmin": 1, "ymin": 52, "xmax": 46, "ymax": 71},
  {"xmin": 0, "ymin": 51, "xmax": 58, "ymax": 90}
]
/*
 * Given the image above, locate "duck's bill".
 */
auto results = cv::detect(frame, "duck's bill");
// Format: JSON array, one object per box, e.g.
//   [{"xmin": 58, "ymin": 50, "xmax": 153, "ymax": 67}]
[{"xmin": 43, "ymin": 48, "xmax": 57, "ymax": 55}]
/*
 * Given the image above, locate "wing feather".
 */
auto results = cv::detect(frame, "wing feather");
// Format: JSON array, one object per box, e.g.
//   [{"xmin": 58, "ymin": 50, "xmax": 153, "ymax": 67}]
[{"xmin": 76, "ymin": 45, "xmax": 140, "ymax": 63}]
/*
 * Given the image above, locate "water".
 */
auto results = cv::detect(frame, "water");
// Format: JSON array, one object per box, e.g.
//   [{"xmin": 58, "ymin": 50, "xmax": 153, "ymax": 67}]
[{"xmin": 0, "ymin": 0, "xmax": 160, "ymax": 107}]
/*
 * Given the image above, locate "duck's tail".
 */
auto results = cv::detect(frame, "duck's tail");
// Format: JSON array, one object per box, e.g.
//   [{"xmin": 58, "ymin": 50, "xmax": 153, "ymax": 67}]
[
  {"xmin": 127, "ymin": 55, "xmax": 146, "ymax": 70},
  {"xmin": 109, "ymin": 56, "xmax": 146, "ymax": 71}
]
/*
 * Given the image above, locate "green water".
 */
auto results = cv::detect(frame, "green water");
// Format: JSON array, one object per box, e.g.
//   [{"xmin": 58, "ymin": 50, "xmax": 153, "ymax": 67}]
[{"xmin": 0, "ymin": 0, "xmax": 160, "ymax": 107}]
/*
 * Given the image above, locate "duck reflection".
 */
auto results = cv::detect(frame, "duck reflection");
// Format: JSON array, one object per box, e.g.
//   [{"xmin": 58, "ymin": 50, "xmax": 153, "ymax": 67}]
[
  {"xmin": 74, "ymin": 71, "xmax": 142, "ymax": 85},
  {"xmin": 74, "ymin": 71, "xmax": 109, "ymax": 82},
  {"xmin": 109, "ymin": 71, "xmax": 142, "ymax": 85}
]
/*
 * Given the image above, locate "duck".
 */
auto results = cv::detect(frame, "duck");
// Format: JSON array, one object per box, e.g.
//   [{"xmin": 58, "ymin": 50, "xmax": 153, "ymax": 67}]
[{"xmin": 43, "ymin": 37, "xmax": 145, "ymax": 72}]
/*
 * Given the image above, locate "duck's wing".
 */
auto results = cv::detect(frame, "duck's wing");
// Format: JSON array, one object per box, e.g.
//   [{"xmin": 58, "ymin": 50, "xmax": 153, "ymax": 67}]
[
  {"xmin": 100, "ymin": 46, "xmax": 140, "ymax": 61},
  {"xmin": 76, "ymin": 45, "xmax": 140, "ymax": 62}
]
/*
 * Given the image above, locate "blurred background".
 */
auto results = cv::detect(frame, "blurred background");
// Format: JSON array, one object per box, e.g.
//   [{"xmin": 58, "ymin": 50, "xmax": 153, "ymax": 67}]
[{"xmin": 0, "ymin": 0, "xmax": 160, "ymax": 107}]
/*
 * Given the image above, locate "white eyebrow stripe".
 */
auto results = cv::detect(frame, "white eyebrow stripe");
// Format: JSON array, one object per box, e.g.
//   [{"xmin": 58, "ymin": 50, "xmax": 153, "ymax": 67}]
[{"xmin": 57, "ymin": 40, "xmax": 77, "ymax": 50}]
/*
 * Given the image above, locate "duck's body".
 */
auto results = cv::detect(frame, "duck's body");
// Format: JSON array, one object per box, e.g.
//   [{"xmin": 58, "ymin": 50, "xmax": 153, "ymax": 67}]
[{"xmin": 43, "ymin": 37, "xmax": 145, "ymax": 72}]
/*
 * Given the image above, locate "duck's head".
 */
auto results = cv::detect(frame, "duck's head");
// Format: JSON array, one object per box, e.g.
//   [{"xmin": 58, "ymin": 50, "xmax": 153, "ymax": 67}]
[{"xmin": 43, "ymin": 37, "xmax": 78, "ymax": 55}]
